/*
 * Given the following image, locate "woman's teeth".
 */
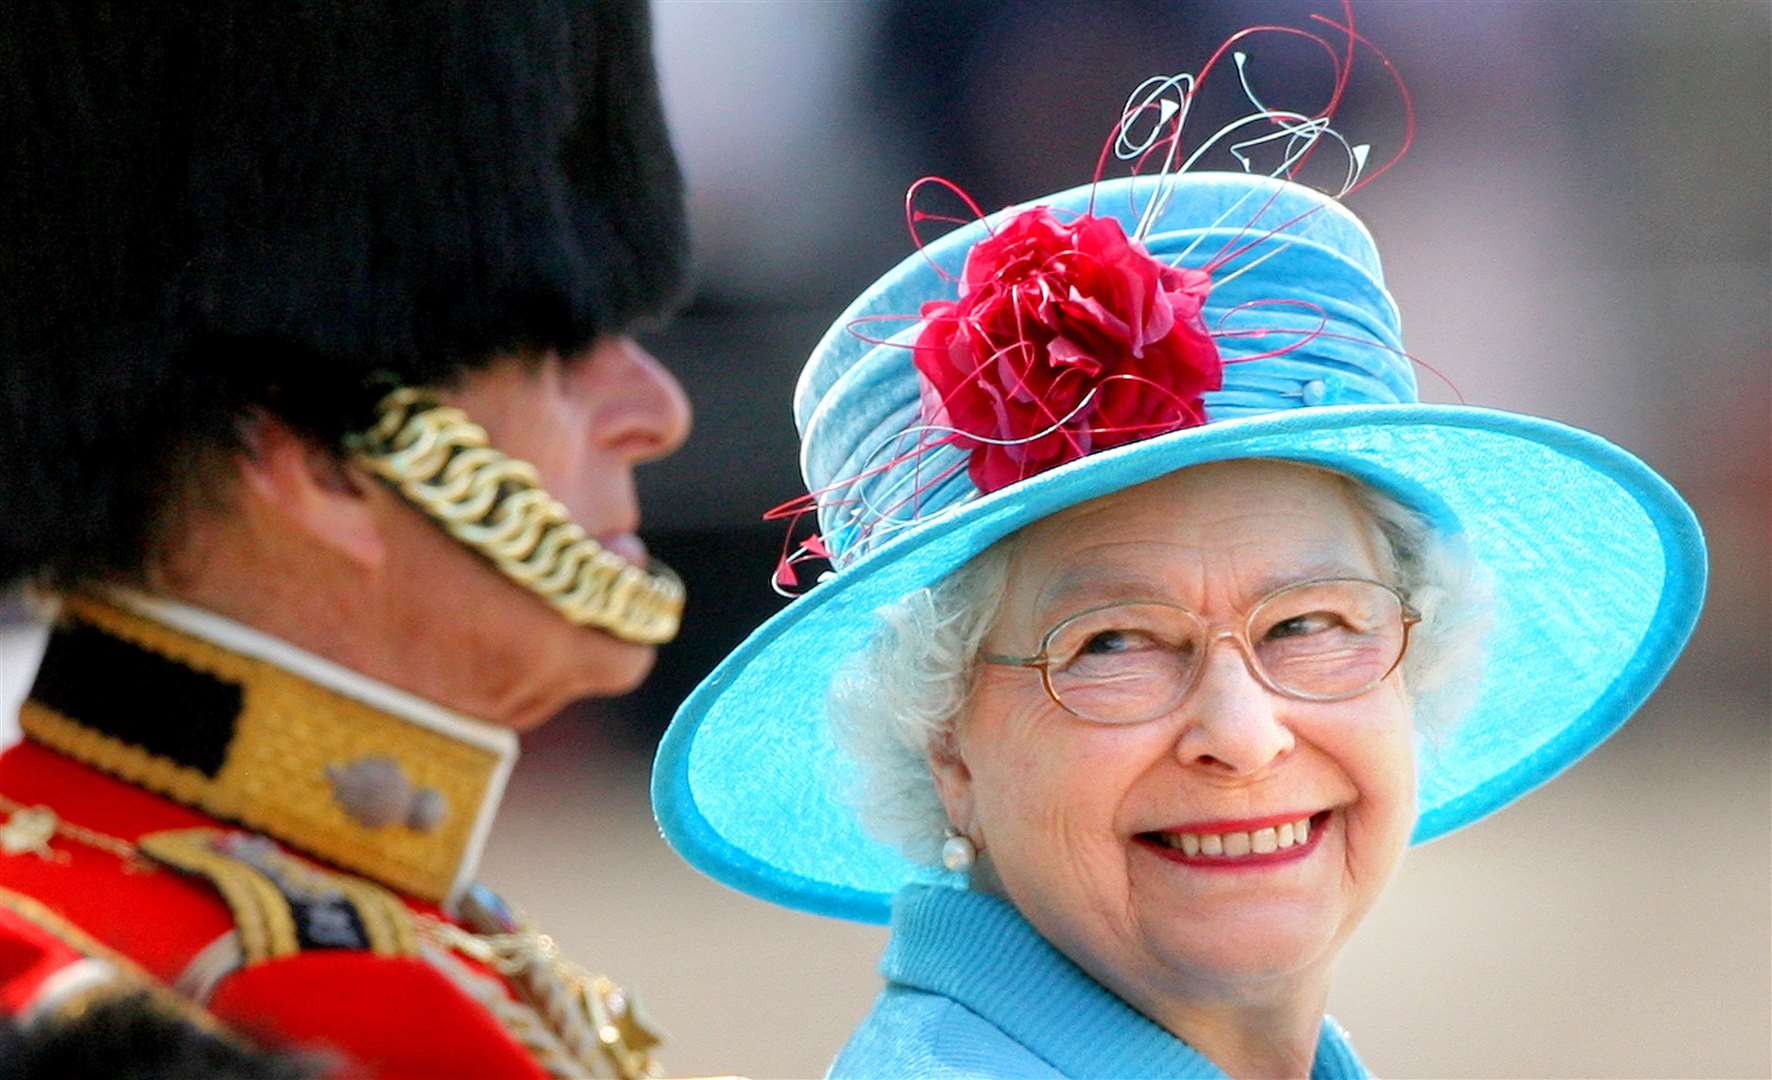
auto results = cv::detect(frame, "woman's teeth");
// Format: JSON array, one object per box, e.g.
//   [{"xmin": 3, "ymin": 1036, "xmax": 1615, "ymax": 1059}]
[{"xmin": 1157, "ymin": 816, "xmax": 1313, "ymax": 857}]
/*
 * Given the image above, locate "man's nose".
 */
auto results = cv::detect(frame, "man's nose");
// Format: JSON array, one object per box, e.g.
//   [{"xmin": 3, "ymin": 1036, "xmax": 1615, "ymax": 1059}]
[
  {"xmin": 596, "ymin": 336, "xmax": 692, "ymax": 464},
  {"xmin": 1171, "ymin": 640, "xmax": 1296, "ymax": 777}
]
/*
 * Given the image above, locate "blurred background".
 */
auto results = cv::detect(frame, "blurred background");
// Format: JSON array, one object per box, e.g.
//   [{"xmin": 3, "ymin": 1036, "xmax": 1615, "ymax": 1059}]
[{"xmin": 4, "ymin": 1, "xmax": 1768, "ymax": 1076}]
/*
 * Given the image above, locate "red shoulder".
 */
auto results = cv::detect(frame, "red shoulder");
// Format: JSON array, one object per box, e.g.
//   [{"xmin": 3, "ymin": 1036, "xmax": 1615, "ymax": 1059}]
[
  {"xmin": 0, "ymin": 884, "xmax": 235, "ymax": 1044},
  {"xmin": 0, "ymin": 742, "xmax": 235, "ymax": 983},
  {"xmin": 211, "ymin": 951, "xmax": 551, "ymax": 1080},
  {"xmin": 0, "ymin": 893, "xmax": 89, "ymax": 1015}
]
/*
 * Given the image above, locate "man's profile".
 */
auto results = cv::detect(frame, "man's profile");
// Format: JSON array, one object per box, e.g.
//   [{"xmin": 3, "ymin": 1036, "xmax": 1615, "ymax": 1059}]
[{"xmin": 0, "ymin": 2, "xmax": 697, "ymax": 1075}]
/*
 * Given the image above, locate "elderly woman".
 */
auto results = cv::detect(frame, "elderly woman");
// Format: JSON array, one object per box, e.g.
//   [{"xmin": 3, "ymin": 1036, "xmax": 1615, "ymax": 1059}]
[{"xmin": 653, "ymin": 68, "xmax": 1707, "ymax": 1079}]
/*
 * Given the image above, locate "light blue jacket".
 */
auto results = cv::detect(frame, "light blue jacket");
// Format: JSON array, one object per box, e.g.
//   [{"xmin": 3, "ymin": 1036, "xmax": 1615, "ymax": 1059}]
[{"xmin": 829, "ymin": 884, "xmax": 1370, "ymax": 1079}]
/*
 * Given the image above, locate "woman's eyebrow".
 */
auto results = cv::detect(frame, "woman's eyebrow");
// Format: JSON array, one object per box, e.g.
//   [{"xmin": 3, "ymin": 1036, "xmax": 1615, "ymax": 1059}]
[
  {"xmin": 1035, "ymin": 559, "xmax": 1374, "ymax": 613},
  {"xmin": 1034, "ymin": 566, "xmax": 1170, "ymax": 612},
  {"xmin": 1247, "ymin": 562, "xmax": 1373, "ymax": 599}
]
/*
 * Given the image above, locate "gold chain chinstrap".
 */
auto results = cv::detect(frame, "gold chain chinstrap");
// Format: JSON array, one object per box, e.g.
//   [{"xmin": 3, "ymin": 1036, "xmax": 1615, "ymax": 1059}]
[{"xmin": 351, "ymin": 388, "xmax": 684, "ymax": 645}]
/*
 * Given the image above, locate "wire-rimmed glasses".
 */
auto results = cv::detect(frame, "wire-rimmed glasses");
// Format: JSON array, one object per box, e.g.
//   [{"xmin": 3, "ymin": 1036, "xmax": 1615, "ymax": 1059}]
[{"xmin": 979, "ymin": 577, "xmax": 1421, "ymax": 725}]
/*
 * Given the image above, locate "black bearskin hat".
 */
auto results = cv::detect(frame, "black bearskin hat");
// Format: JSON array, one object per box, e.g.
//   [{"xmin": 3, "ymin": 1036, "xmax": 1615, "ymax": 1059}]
[{"xmin": 0, "ymin": 0, "xmax": 689, "ymax": 589}]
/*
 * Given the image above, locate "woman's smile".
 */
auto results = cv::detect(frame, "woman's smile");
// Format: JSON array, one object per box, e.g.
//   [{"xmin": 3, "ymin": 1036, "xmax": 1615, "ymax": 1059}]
[{"xmin": 1135, "ymin": 809, "xmax": 1333, "ymax": 871}]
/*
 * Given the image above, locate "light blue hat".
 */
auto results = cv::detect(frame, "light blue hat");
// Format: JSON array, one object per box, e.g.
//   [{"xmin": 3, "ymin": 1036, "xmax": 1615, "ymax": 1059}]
[{"xmin": 652, "ymin": 172, "xmax": 1707, "ymax": 924}]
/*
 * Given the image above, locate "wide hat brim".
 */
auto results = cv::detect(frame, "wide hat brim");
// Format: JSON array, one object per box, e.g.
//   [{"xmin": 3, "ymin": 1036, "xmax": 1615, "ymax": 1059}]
[{"xmin": 653, "ymin": 402, "xmax": 1706, "ymax": 923}]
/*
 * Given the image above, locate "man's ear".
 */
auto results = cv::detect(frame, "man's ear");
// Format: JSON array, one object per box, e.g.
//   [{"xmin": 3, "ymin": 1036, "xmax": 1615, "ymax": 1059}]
[
  {"xmin": 235, "ymin": 416, "xmax": 386, "ymax": 571},
  {"xmin": 926, "ymin": 723, "xmax": 979, "ymax": 841}
]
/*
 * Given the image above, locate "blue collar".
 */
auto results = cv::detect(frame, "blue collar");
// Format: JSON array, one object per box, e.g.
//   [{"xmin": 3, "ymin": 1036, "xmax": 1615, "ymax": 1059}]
[{"xmin": 882, "ymin": 884, "xmax": 1370, "ymax": 1079}]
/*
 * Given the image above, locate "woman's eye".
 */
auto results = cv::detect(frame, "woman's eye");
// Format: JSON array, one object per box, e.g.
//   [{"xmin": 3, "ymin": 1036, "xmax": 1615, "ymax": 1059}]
[
  {"xmin": 1070, "ymin": 627, "xmax": 1170, "ymax": 658},
  {"xmin": 1266, "ymin": 612, "xmax": 1341, "ymax": 639},
  {"xmin": 1079, "ymin": 630, "xmax": 1134, "ymax": 655}
]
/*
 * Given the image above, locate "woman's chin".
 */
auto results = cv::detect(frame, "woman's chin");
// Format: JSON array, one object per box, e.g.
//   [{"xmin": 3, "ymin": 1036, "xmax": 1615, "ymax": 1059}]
[
  {"xmin": 1121, "ymin": 823, "xmax": 1356, "ymax": 988},
  {"xmin": 1137, "ymin": 899, "xmax": 1345, "ymax": 989},
  {"xmin": 1150, "ymin": 926, "xmax": 1338, "ymax": 990}
]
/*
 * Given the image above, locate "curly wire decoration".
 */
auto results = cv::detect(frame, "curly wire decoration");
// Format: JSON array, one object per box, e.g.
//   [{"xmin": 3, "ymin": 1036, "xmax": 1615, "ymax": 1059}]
[
  {"xmin": 771, "ymin": 1, "xmax": 1435, "ymax": 597},
  {"xmin": 1114, "ymin": 73, "xmax": 1196, "ymax": 241}
]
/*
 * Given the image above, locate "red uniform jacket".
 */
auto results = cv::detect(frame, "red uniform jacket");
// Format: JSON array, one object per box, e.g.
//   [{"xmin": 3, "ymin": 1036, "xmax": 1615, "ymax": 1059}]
[{"xmin": 0, "ymin": 595, "xmax": 660, "ymax": 1079}]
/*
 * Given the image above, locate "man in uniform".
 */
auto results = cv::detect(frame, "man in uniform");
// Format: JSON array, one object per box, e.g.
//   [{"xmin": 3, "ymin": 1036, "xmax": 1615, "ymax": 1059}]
[{"xmin": 0, "ymin": 2, "xmax": 697, "ymax": 1076}]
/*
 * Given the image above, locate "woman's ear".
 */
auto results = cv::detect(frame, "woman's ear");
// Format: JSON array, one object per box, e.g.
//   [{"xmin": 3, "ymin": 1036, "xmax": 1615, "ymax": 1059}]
[
  {"xmin": 926, "ymin": 724, "xmax": 978, "ymax": 839},
  {"xmin": 234, "ymin": 415, "xmax": 386, "ymax": 571}
]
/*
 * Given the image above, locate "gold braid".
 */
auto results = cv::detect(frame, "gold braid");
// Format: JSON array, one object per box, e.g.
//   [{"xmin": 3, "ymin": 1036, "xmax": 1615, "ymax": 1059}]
[
  {"xmin": 414, "ymin": 913, "xmax": 664, "ymax": 1079},
  {"xmin": 350, "ymin": 388, "xmax": 684, "ymax": 645}
]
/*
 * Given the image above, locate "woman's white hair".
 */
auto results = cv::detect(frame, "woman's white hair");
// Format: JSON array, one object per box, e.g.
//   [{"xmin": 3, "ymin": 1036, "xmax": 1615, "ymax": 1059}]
[{"xmin": 829, "ymin": 470, "xmax": 1495, "ymax": 866}]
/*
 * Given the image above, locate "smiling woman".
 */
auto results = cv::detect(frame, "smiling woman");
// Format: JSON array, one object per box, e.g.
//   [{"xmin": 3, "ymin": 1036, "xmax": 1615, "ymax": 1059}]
[
  {"xmin": 827, "ymin": 461, "xmax": 1459, "ymax": 1077},
  {"xmin": 935, "ymin": 464, "xmax": 1424, "ymax": 1074},
  {"xmin": 651, "ymin": 15, "xmax": 1707, "ymax": 1079}
]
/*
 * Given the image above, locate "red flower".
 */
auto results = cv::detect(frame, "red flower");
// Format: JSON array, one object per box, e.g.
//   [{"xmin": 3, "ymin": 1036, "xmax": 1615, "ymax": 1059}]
[{"xmin": 912, "ymin": 207, "xmax": 1222, "ymax": 493}]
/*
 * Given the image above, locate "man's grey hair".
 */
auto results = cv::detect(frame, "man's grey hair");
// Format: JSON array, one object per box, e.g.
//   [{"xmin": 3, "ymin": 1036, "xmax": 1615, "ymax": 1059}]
[{"xmin": 829, "ymin": 472, "xmax": 1494, "ymax": 866}]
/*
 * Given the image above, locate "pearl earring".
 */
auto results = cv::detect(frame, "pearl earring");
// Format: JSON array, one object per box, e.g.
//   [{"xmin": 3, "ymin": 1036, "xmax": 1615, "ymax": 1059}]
[{"xmin": 941, "ymin": 826, "xmax": 977, "ymax": 873}]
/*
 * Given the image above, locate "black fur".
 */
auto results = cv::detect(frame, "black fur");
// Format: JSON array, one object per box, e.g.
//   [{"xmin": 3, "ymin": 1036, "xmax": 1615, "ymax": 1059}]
[
  {"xmin": 0, "ymin": 0, "xmax": 689, "ymax": 588},
  {"xmin": 0, "ymin": 994, "xmax": 326, "ymax": 1080}
]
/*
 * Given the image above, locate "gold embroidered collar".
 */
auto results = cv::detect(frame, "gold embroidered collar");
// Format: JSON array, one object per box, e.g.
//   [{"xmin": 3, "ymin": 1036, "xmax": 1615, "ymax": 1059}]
[{"xmin": 20, "ymin": 593, "xmax": 517, "ymax": 904}]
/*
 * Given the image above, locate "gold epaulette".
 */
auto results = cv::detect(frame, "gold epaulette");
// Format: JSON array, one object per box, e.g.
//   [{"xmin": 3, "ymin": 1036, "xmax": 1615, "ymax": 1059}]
[{"xmin": 138, "ymin": 828, "xmax": 416, "ymax": 965}]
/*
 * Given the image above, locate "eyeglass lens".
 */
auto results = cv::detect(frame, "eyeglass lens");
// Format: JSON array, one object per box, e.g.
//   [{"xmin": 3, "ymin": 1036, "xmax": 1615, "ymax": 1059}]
[{"xmin": 1042, "ymin": 580, "xmax": 1407, "ymax": 724}]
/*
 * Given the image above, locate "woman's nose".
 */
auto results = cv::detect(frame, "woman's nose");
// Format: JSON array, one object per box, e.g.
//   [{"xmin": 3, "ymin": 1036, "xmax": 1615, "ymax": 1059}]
[
  {"xmin": 592, "ymin": 336, "xmax": 693, "ymax": 464},
  {"xmin": 1171, "ymin": 642, "xmax": 1296, "ymax": 776}
]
